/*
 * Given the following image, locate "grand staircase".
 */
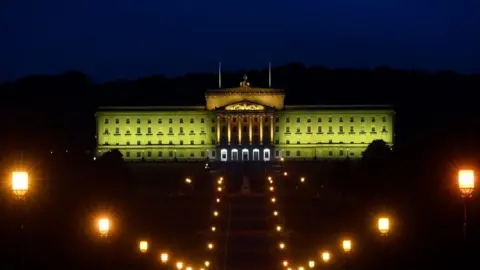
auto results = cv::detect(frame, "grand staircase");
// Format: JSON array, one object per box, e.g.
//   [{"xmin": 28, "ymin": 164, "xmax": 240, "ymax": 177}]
[{"xmin": 220, "ymin": 164, "xmax": 274, "ymax": 270}]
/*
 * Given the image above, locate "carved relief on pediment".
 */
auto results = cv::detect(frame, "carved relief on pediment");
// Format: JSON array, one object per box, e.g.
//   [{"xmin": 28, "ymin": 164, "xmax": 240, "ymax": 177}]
[{"xmin": 225, "ymin": 103, "xmax": 265, "ymax": 111}]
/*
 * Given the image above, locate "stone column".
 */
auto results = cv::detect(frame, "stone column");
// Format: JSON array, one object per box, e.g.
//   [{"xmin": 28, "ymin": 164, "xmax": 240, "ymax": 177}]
[
  {"xmin": 238, "ymin": 116, "xmax": 242, "ymax": 145},
  {"xmin": 216, "ymin": 116, "xmax": 220, "ymax": 144},
  {"xmin": 259, "ymin": 115, "xmax": 263, "ymax": 144},
  {"xmin": 249, "ymin": 116, "xmax": 253, "ymax": 145},
  {"xmin": 227, "ymin": 116, "xmax": 231, "ymax": 145},
  {"xmin": 270, "ymin": 115, "xmax": 274, "ymax": 144}
]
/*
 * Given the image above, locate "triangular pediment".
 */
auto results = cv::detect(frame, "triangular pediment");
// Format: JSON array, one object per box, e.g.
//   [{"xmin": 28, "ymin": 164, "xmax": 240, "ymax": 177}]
[{"xmin": 221, "ymin": 101, "xmax": 267, "ymax": 111}]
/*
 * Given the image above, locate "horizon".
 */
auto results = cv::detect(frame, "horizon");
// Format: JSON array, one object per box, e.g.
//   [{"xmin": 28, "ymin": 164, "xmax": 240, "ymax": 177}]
[{"xmin": 3, "ymin": 63, "xmax": 480, "ymax": 85}]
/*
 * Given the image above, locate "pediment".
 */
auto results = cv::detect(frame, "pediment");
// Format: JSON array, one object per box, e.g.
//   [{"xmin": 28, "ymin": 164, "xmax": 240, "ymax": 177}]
[{"xmin": 223, "ymin": 101, "xmax": 266, "ymax": 111}]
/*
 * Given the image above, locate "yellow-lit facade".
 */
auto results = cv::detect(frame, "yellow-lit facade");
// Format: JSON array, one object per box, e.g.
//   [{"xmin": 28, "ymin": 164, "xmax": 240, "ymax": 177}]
[{"xmin": 96, "ymin": 78, "xmax": 394, "ymax": 161}]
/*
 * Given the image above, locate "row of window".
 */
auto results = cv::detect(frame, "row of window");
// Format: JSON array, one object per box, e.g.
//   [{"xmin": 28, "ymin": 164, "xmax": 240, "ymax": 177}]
[
  {"xmin": 102, "ymin": 140, "xmax": 372, "ymax": 146},
  {"xmin": 104, "ymin": 118, "xmax": 211, "ymax": 125},
  {"xmin": 282, "ymin": 150, "xmax": 358, "ymax": 157},
  {"xmin": 103, "ymin": 126, "xmax": 388, "ymax": 136},
  {"xmin": 103, "ymin": 140, "xmax": 216, "ymax": 146},
  {"xmin": 125, "ymin": 150, "xmax": 211, "ymax": 158},
  {"xmin": 102, "ymin": 115, "xmax": 389, "ymax": 125},
  {"xmin": 282, "ymin": 116, "xmax": 387, "ymax": 123},
  {"xmin": 282, "ymin": 126, "xmax": 388, "ymax": 134}
]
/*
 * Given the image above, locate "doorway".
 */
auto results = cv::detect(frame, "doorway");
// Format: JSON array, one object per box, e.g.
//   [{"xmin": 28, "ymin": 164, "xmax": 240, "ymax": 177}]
[{"xmin": 242, "ymin": 149, "xmax": 249, "ymax": 161}]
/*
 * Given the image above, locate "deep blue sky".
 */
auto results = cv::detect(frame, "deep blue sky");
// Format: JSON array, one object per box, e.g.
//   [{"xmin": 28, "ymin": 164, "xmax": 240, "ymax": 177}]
[{"xmin": 1, "ymin": 0, "xmax": 479, "ymax": 82}]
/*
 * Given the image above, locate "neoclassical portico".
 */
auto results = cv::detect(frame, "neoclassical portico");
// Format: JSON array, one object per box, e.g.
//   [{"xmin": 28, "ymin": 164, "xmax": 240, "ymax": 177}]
[{"xmin": 206, "ymin": 76, "xmax": 283, "ymax": 162}]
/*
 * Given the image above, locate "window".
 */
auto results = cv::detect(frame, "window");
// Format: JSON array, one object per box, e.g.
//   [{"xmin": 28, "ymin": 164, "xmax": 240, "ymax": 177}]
[
  {"xmin": 126, "ymin": 119, "xmax": 130, "ymax": 124},
  {"xmin": 296, "ymin": 128, "xmax": 300, "ymax": 133},
  {"xmin": 201, "ymin": 140, "xmax": 205, "ymax": 145},
  {"xmin": 179, "ymin": 127, "xmax": 184, "ymax": 133},
  {"xmin": 169, "ymin": 127, "xmax": 173, "ymax": 134},
  {"xmin": 307, "ymin": 126, "xmax": 311, "ymax": 133},
  {"xmin": 382, "ymin": 126, "xmax": 387, "ymax": 133},
  {"xmin": 275, "ymin": 126, "xmax": 279, "ymax": 132},
  {"xmin": 147, "ymin": 127, "xmax": 152, "ymax": 134},
  {"xmin": 137, "ymin": 152, "xmax": 141, "ymax": 157},
  {"xmin": 286, "ymin": 140, "xmax": 290, "ymax": 144},
  {"xmin": 328, "ymin": 127, "xmax": 333, "ymax": 133},
  {"xmin": 328, "ymin": 117, "xmax": 332, "ymax": 122},
  {"xmin": 296, "ymin": 117, "xmax": 300, "ymax": 123},
  {"xmin": 104, "ymin": 128, "xmax": 109, "ymax": 134},
  {"xmin": 339, "ymin": 126, "xmax": 344, "ymax": 133},
  {"xmin": 137, "ymin": 119, "xmax": 140, "ymax": 124},
  {"xmin": 350, "ymin": 117, "xmax": 354, "ymax": 122},
  {"xmin": 190, "ymin": 118, "xmax": 194, "ymax": 123},
  {"xmin": 169, "ymin": 118, "xmax": 173, "ymax": 123},
  {"xmin": 339, "ymin": 117, "xmax": 343, "ymax": 122},
  {"xmin": 126, "ymin": 152, "xmax": 130, "ymax": 157},
  {"xmin": 350, "ymin": 126, "xmax": 354, "ymax": 133},
  {"xmin": 201, "ymin": 118, "xmax": 204, "ymax": 123},
  {"xmin": 285, "ymin": 127, "xmax": 290, "ymax": 133},
  {"xmin": 317, "ymin": 126, "xmax": 322, "ymax": 133},
  {"xmin": 136, "ymin": 127, "xmax": 141, "ymax": 134},
  {"xmin": 104, "ymin": 119, "xmax": 109, "ymax": 124},
  {"xmin": 158, "ymin": 118, "xmax": 162, "ymax": 124},
  {"xmin": 190, "ymin": 140, "xmax": 194, "ymax": 145},
  {"xmin": 137, "ymin": 141, "xmax": 141, "ymax": 145},
  {"xmin": 382, "ymin": 116, "xmax": 387, "ymax": 122},
  {"xmin": 372, "ymin": 127, "xmax": 376, "ymax": 132},
  {"xmin": 372, "ymin": 117, "xmax": 376, "ymax": 122},
  {"xmin": 317, "ymin": 117, "xmax": 322, "ymax": 122},
  {"xmin": 180, "ymin": 118, "xmax": 184, "ymax": 123},
  {"xmin": 211, "ymin": 127, "xmax": 215, "ymax": 132},
  {"xmin": 339, "ymin": 150, "xmax": 344, "ymax": 156},
  {"xmin": 147, "ymin": 151, "xmax": 152, "ymax": 157},
  {"xmin": 286, "ymin": 118, "xmax": 290, "ymax": 123},
  {"xmin": 307, "ymin": 118, "xmax": 311, "ymax": 123},
  {"xmin": 360, "ymin": 117, "xmax": 365, "ymax": 122},
  {"xmin": 147, "ymin": 119, "xmax": 151, "ymax": 124},
  {"xmin": 115, "ymin": 127, "xmax": 119, "ymax": 134},
  {"xmin": 147, "ymin": 141, "xmax": 152, "ymax": 145},
  {"xmin": 158, "ymin": 151, "xmax": 162, "ymax": 157},
  {"xmin": 180, "ymin": 140, "xmax": 183, "ymax": 145},
  {"xmin": 296, "ymin": 151, "xmax": 300, "ymax": 157}
]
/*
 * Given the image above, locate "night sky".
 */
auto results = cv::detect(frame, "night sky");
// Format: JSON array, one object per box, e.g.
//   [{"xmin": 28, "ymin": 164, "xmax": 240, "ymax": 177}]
[{"xmin": 2, "ymin": 0, "xmax": 479, "ymax": 82}]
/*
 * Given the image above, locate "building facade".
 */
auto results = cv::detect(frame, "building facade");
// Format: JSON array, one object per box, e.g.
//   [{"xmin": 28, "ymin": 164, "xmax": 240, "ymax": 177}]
[{"xmin": 96, "ymin": 77, "xmax": 394, "ymax": 162}]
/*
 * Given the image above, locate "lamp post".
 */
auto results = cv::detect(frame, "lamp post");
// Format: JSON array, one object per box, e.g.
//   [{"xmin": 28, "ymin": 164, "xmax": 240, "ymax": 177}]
[
  {"xmin": 11, "ymin": 171, "xmax": 29, "ymax": 269},
  {"xmin": 377, "ymin": 216, "xmax": 391, "ymax": 269},
  {"xmin": 458, "ymin": 169, "xmax": 475, "ymax": 241},
  {"xmin": 342, "ymin": 239, "xmax": 352, "ymax": 270}
]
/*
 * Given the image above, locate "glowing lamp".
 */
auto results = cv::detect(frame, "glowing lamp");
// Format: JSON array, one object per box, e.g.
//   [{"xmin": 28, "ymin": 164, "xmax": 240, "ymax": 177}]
[
  {"xmin": 12, "ymin": 171, "xmax": 29, "ymax": 197},
  {"xmin": 459, "ymin": 169, "xmax": 475, "ymax": 197},
  {"xmin": 321, "ymin": 251, "xmax": 330, "ymax": 263},
  {"xmin": 139, "ymin": 240, "xmax": 148, "ymax": 253},
  {"xmin": 308, "ymin": 260, "xmax": 315, "ymax": 268},
  {"xmin": 342, "ymin": 239, "xmax": 352, "ymax": 253},
  {"xmin": 378, "ymin": 217, "xmax": 390, "ymax": 236},
  {"xmin": 160, "ymin": 252, "xmax": 169, "ymax": 263},
  {"xmin": 176, "ymin": 261, "xmax": 184, "ymax": 269},
  {"xmin": 98, "ymin": 218, "xmax": 110, "ymax": 237}
]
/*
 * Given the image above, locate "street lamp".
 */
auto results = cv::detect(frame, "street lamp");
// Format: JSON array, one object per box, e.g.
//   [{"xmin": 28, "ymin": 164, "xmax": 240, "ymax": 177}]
[
  {"xmin": 11, "ymin": 171, "xmax": 29, "ymax": 198},
  {"xmin": 98, "ymin": 217, "xmax": 110, "ymax": 237},
  {"xmin": 160, "ymin": 252, "xmax": 169, "ymax": 263},
  {"xmin": 138, "ymin": 240, "xmax": 148, "ymax": 253},
  {"xmin": 458, "ymin": 169, "xmax": 475, "ymax": 240},
  {"xmin": 377, "ymin": 217, "xmax": 390, "ymax": 236},
  {"xmin": 342, "ymin": 239, "xmax": 352, "ymax": 253},
  {"xmin": 321, "ymin": 251, "xmax": 331, "ymax": 263},
  {"xmin": 342, "ymin": 239, "xmax": 352, "ymax": 270},
  {"xmin": 308, "ymin": 260, "xmax": 315, "ymax": 268}
]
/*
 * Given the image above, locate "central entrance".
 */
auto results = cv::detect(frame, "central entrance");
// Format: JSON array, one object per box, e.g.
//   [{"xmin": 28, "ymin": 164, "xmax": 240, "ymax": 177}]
[{"xmin": 242, "ymin": 149, "xmax": 249, "ymax": 161}]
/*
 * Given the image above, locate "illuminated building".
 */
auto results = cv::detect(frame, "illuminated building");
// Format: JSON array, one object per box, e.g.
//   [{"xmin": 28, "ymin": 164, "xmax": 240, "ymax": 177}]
[{"xmin": 96, "ymin": 76, "xmax": 394, "ymax": 161}]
